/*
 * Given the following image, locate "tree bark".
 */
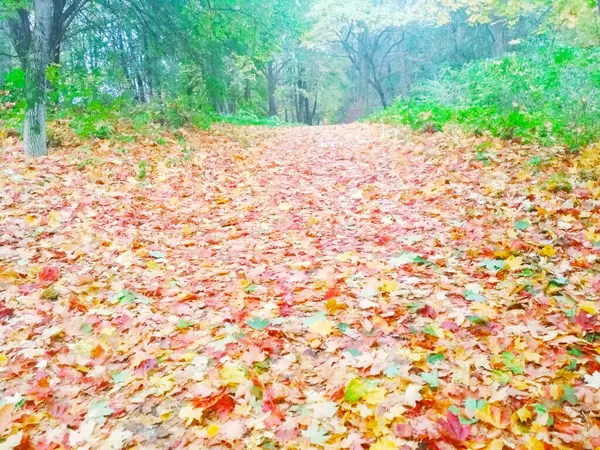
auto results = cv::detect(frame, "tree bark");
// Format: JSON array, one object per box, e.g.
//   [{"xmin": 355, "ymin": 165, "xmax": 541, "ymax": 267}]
[
  {"xmin": 397, "ymin": 37, "xmax": 410, "ymax": 98},
  {"xmin": 24, "ymin": 0, "xmax": 53, "ymax": 158},
  {"xmin": 267, "ymin": 61, "xmax": 277, "ymax": 117},
  {"xmin": 490, "ymin": 18, "xmax": 506, "ymax": 58}
]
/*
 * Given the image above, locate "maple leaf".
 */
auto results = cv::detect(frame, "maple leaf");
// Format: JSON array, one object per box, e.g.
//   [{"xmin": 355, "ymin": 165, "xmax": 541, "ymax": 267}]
[
  {"xmin": 86, "ymin": 400, "xmax": 113, "ymax": 422},
  {"xmin": 421, "ymin": 369, "xmax": 439, "ymax": 388},
  {"xmin": 302, "ymin": 423, "xmax": 329, "ymax": 445},
  {"xmin": 403, "ymin": 383, "xmax": 423, "ymax": 407},
  {"xmin": 39, "ymin": 266, "xmax": 60, "ymax": 283},
  {"xmin": 247, "ymin": 317, "xmax": 270, "ymax": 330},
  {"xmin": 438, "ymin": 411, "xmax": 470, "ymax": 443},
  {"xmin": 584, "ymin": 371, "xmax": 600, "ymax": 389},
  {"xmin": 344, "ymin": 378, "xmax": 367, "ymax": 403}
]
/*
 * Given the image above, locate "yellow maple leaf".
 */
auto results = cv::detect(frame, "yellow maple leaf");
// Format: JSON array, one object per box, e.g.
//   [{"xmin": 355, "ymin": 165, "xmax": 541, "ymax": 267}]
[
  {"xmin": 325, "ymin": 298, "xmax": 346, "ymax": 314},
  {"xmin": 540, "ymin": 245, "xmax": 556, "ymax": 257},
  {"xmin": 487, "ymin": 439, "xmax": 505, "ymax": 450},
  {"xmin": 516, "ymin": 406, "xmax": 532, "ymax": 422},
  {"xmin": 308, "ymin": 320, "xmax": 334, "ymax": 336},
  {"xmin": 370, "ymin": 437, "xmax": 398, "ymax": 450},
  {"xmin": 504, "ymin": 255, "xmax": 523, "ymax": 271},
  {"xmin": 379, "ymin": 280, "xmax": 399, "ymax": 294},
  {"xmin": 25, "ymin": 214, "xmax": 38, "ymax": 227},
  {"xmin": 206, "ymin": 424, "xmax": 219, "ymax": 437},
  {"xmin": 477, "ymin": 404, "xmax": 510, "ymax": 429},
  {"xmin": 0, "ymin": 354, "xmax": 7, "ymax": 366},
  {"xmin": 364, "ymin": 386, "xmax": 387, "ymax": 405},
  {"xmin": 220, "ymin": 363, "xmax": 246, "ymax": 385},
  {"xmin": 580, "ymin": 301, "xmax": 598, "ymax": 315},
  {"xmin": 48, "ymin": 210, "xmax": 61, "ymax": 228},
  {"xmin": 526, "ymin": 437, "xmax": 545, "ymax": 450},
  {"xmin": 179, "ymin": 404, "xmax": 203, "ymax": 426}
]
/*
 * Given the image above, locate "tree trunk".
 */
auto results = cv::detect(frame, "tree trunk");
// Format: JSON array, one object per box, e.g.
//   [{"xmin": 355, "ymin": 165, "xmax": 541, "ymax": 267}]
[
  {"xmin": 243, "ymin": 79, "xmax": 251, "ymax": 103},
  {"xmin": 24, "ymin": 0, "xmax": 53, "ymax": 158},
  {"xmin": 357, "ymin": 32, "xmax": 369, "ymax": 115},
  {"xmin": 267, "ymin": 61, "xmax": 277, "ymax": 117},
  {"xmin": 397, "ymin": 37, "xmax": 410, "ymax": 98},
  {"xmin": 490, "ymin": 18, "xmax": 506, "ymax": 58}
]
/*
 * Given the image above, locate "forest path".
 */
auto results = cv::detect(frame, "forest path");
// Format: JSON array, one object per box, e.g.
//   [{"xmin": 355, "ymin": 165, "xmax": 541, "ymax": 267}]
[{"xmin": 0, "ymin": 124, "xmax": 598, "ymax": 448}]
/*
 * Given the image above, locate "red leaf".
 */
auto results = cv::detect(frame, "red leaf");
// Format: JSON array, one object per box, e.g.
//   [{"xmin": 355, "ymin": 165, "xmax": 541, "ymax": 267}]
[
  {"xmin": 39, "ymin": 266, "xmax": 60, "ymax": 283},
  {"xmin": 437, "ymin": 411, "xmax": 470, "ymax": 444},
  {"xmin": 324, "ymin": 287, "xmax": 341, "ymax": 300},
  {"xmin": 574, "ymin": 311, "xmax": 598, "ymax": 332},
  {"xmin": 210, "ymin": 394, "xmax": 236, "ymax": 419},
  {"xmin": 0, "ymin": 304, "xmax": 14, "ymax": 320}
]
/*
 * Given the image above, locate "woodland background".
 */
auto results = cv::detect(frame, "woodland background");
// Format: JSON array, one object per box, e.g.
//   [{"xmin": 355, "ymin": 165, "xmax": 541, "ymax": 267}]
[{"xmin": 1, "ymin": 0, "xmax": 600, "ymax": 147}]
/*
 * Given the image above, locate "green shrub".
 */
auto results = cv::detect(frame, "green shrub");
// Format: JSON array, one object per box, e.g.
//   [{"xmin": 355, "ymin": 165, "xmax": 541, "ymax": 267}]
[{"xmin": 370, "ymin": 41, "xmax": 600, "ymax": 149}]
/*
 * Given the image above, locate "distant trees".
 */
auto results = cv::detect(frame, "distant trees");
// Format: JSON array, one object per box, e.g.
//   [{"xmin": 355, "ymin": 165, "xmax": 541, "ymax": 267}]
[{"xmin": 1, "ymin": 0, "xmax": 599, "ymax": 155}]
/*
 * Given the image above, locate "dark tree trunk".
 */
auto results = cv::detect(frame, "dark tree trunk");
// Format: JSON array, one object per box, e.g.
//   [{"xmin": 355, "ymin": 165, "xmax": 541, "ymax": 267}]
[
  {"xmin": 244, "ymin": 80, "xmax": 251, "ymax": 103},
  {"xmin": 25, "ymin": 0, "xmax": 53, "ymax": 157},
  {"xmin": 267, "ymin": 61, "xmax": 277, "ymax": 116},
  {"xmin": 4, "ymin": 9, "xmax": 32, "ymax": 70}
]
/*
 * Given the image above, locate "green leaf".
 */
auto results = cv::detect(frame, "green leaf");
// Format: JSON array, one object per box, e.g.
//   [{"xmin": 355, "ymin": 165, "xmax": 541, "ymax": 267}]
[
  {"xmin": 408, "ymin": 303, "xmax": 424, "ymax": 313},
  {"xmin": 344, "ymin": 378, "xmax": 367, "ymax": 403},
  {"xmin": 149, "ymin": 250, "xmax": 166, "ymax": 259},
  {"xmin": 467, "ymin": 315, "xmax": 487, "ymax": 325},
  {"xmin": 413, "ymin": 256, "xmax": 433, "ymax": 267},
  {"xmin": 501, "ymin": 351, "xmax": 524, "ymax": 375},
  {"xmin": 491, "ymin": 369, "xmax": 511, "ymax": 385},
  {"xmin": 111, "ymin": 371, "xmax": 132, "ymax": 384},
  {"xmin": 177, "ymin": 319, "xmax": 192, "ymax": 329},
  {"xmin": 567, "ymin": 347, "xmax": 583, "ymax": 357},
  {"xmin": 304, "ymin": 312, "xmax": 327, "ymax": 327},
  {"xmin": 384, "ymin": 363, "xmax": 402, "ymax": 378},
  {"xmin": 514, "ymin": 220, "xmax": 530, "ymax": 231},
  {"xmin": 480, "ymin": 259, "xmax": 506, "ymax": 272},
  {"xmin": 464, "ymin": 289, "xmax": 486, "ymax": 302},
  {"xmin": 389, "ymin": 252, "xmax": 419, "ymax": 266},
  {"xmin": 244, "ymin": 284, "xmax": 258, "ymax": 294},
  {"xmin": 81, "ymin": 323, "xmax": 92, "ymax": 334},
  {"xmin": 338, "ymin": 322, "xmax": 350, "ymax": 333},
  {"xmin": 518, "ymin": 268, "xmax": 536, "ymax": 277},
  {"xmin": 110, "ymin": 289, "xmax": 137, "ymax": 305},
  {"xmin": 420, "ymin": 369, "xmax": 439, "ymax": 388},
  {"xmin": 561, "ymin": 385, "xmax": 578, "ymax": 405},
  {"xmin": 465, "ymin": 398, "xmax": 486, "ymax": 411},
  {"xmin": 345, "ymin": 348, "xmax": 361, "ymax": 357},
  {"xmin": 423, "ymin": 325, "xmax": 439, "ymax": 337},
  {"xmin": 427, "ymin": 352, "xmax": 445, "ymax": 364},
  {"xmin": 302, "ymin": 423, "xmax": 329, "ymax": 445},
  {"xmin": 247, "ymin": 317, "xmax": 270, "ymax": 330},
  {"xmin": 87, "ymin": 399, "xmax": 114, "ymax": 420},
  {"xmin": 549, "ymin": 277, "xmax": 569, "ymax": 287}
]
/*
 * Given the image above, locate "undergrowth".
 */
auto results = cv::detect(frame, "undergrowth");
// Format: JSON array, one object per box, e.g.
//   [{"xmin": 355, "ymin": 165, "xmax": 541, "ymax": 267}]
[
  {"xmin": 0, "ymin": 68, "xmax": 286, "ymax": 145},
  {"xmin": 370, "ymin": 41, "xmax": 600, "ymax": 150}
]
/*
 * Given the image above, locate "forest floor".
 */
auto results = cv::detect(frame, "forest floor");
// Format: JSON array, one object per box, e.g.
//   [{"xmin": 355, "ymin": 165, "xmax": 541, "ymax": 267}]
[{"xmin": 1, "ymin": 124, "xmax": 600, "ymax": 449}]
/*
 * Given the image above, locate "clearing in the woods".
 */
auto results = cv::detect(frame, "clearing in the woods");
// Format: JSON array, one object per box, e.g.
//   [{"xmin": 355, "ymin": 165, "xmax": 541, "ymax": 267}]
[{"xmin": 1, "ymin": 124, "xmax": 600, "ymax": 449}]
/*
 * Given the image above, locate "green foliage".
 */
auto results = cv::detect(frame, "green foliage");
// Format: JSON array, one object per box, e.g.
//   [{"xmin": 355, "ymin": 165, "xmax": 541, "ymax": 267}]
[
  {"xmin": 0, "ymin": 65, "xmax": 216, "ymax": 140},
  {"xmin": 218, "ymin": 109, "xmax": 289, "ymax": 126},
  {"xmin": 370, "ymin": 42, "xmax": 600, "ymax": 149}
]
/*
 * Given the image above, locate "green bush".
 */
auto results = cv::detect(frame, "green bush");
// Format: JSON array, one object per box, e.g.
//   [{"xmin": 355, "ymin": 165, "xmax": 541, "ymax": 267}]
[
  {"xmin": 218, "ymin": 108, "xmax": 287, "ymax": 126},
  {"xmin": 0, "ymin": 66, "xmax": 216, "ymax": 140},
  {"xmin": 371, "ymin": 41, "xmax": 600, "ymax": 149}
]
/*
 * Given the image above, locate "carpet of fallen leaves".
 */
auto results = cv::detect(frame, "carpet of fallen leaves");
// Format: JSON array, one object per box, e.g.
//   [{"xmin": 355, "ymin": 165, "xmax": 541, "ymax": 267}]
[{"xmin": 1, "ymin": 124, "xmax": 600, "ymax": 450}]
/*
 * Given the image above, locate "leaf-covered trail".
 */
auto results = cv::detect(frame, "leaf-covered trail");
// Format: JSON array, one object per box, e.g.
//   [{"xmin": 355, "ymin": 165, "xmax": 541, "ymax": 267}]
[{"xmin": 1, "ymin": 124, "xmax": 600, "ymax": 449}]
